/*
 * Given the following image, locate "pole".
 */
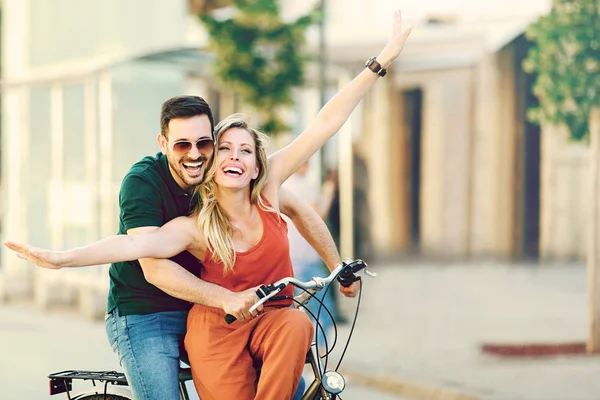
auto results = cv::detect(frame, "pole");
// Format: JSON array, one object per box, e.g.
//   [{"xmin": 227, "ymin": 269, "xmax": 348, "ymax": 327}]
[
  {"xmin": 588, "ymin": 107, "xmax": 600, "ymax": 353},
  {"xmin": 317, "ymin": 0, "xmax": 328, "ymax": 182}
]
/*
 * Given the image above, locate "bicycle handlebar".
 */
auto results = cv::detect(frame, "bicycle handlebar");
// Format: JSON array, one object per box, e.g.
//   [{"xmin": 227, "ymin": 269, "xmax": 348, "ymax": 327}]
[{"xmin": 224, "ymin": 258, "xmax": 371, "ymax": 324}]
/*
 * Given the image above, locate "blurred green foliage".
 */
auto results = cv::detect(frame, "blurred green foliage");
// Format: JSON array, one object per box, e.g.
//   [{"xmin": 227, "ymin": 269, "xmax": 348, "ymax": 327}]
[
  {"xmin": 198, "ymin": 0, "xmax": 320, "ymax": 134},
  {"xmin": 523, "ymin": 0, "xmax": 600, "ymax": 141}
]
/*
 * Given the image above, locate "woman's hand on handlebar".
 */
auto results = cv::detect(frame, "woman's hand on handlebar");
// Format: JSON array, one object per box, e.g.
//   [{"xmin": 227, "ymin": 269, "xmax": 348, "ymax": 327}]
[
  {"xmin": 339, "ymin": 280, "xmax": 360, "ymax": 298},
  {"xmin": 222, "ymin": 287, "xmax": 263, "ymax": 321}
]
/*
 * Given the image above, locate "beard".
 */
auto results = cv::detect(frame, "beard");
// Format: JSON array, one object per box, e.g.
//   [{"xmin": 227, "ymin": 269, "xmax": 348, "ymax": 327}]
[{"xmin": 167, "ymin": 152, "xmax": 210, "ymax": 191}]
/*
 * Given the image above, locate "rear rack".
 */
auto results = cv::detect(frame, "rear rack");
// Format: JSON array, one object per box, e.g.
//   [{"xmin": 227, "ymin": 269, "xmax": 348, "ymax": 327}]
[
  {"xmin": 48, "ymin": 370, "xmax": 127, "ymax": 395},
  {"xmin": 48, "ymin": 368, "xmax": 192, "ymax": 395}
]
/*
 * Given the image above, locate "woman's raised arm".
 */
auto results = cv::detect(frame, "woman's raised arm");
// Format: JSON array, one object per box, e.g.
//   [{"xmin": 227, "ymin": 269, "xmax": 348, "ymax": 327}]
[{"xmin": 268, "ymin": 9, "xmax": 411, "ymax": 185}]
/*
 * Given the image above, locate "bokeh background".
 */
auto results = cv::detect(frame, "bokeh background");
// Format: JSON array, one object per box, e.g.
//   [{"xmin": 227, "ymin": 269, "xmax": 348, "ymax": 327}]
[{"xmin": 2, "ymin": 1, "xmax": 600, "ymax": 399}]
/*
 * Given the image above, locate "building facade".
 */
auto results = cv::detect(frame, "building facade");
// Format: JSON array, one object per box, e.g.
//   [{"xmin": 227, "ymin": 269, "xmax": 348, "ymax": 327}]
[
  {"xmin": 2, "ymin": 0, "xmax": 587, "ymax": 318},
  {"xmin": 0, "ymin": 0, "xmax": 225, "ymax": 315}
]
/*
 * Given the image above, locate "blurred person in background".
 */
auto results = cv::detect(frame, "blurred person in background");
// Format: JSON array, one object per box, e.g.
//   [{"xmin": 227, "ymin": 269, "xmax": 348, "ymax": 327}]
[
  {"xmin": 326, "ymin": 150, "xmax": 372, "ymax": 259},
  {"xmin": 282, "ymin": 158, "xmax": 338, "ymax": 351},
  {"xmin": 324, "ymin": 150, "xmax": 372, "ymax": 324},
  {"xmin": 351, "ymin": 149, "xmax": 373, "ymax": 259}
]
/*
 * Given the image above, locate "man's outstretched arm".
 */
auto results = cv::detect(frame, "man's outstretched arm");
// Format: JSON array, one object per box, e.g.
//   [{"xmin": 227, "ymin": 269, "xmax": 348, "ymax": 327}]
[{"xmin": 132, "ymin": 227, "xmax": 262, "ymax": 320}]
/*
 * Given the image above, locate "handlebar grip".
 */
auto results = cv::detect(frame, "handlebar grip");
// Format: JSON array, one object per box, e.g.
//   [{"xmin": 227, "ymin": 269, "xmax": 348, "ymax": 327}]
[
  {"xmin": 224, "ymin": 285, "xmax": 271, "ymax": 324},
  {"xmin": 256, "ymin": 284, "xmax": 270, "ymax": 299},
  {"xmin": 224, "ymin": 314, "xmax": 236, "ymax": 324},
  {"xmin": 337, "ymin": 273, "xmax": 361, "ymax": 288},
  {"xmin": 336, "ymin": 258, "xmax": 367, "ymax": 287}
]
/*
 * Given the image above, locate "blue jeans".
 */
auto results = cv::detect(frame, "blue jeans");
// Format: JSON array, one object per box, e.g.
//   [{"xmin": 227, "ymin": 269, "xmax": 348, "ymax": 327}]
[
  {"xmin": 106, "ymin": 308, "xmax": 305, "ymax": 400},
  {"xmin": 294, "ymin": 262, "xmax": 338, "ymax": 350},
  {"xmin": 105, "ymin": 309, "xmax": 188, "ymax": 400}
]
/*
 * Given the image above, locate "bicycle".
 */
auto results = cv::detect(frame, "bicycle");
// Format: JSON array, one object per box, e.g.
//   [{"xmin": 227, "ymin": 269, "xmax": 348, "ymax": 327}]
[{"xmin": 47, "ymin": 258, "xmax": 373, "ymax": 400}]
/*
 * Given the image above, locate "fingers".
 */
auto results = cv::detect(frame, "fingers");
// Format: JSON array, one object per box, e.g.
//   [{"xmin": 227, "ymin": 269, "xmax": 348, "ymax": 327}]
[
  {"xmin": 236, "ymin": 309, "xmax": 250, "ymax": 321},
  {"xmin": 339, "ymin": 286, "xmax": 356, "ymax": 298},
  {"xmin": 5, "ymin": 241, "xmax": 28, "ymax": 256},
  {"xmin": 4, "ymin": 241, "xmax": 19, "ymax": 251},
  {"xmin": 391, "ymin": 9, "xmax": 411, "ymax": 42},
  {"xmin": 402, "ymin": 24, "xmax": 413, "ymax": 41},
  {"xmin": 393, "ymin": 9, "xmax": 402, "ymax": 36},
  {"xmin": 234, "ymin": 306, "xmax": 260, "ymax": 321},
  {"xmin": 14, "ymin": 248, "xmax": 36, "ymax": 262},
  {"xmin": 246, "ymin": 296, "xmax": 262, "ymax": 317},
  {"xmin": 5, "ymin": 241, "xmax": 39, "ymax": 264},
  {"xmin": 339, "ymin": 281, "xmax": 360, "ymax": 298},
  {"xmin": 231, "ymin": 290, "xmax": 263, "ymax": 321},
  {"xmin": 9, "ymin": 247, "xmax": 57, "ymax": 269}
]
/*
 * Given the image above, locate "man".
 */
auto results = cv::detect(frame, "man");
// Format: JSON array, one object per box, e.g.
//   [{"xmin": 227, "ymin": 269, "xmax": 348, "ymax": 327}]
[{"xmin": 105, "ymin": 95, "xmax": 343, "ymax": 400}]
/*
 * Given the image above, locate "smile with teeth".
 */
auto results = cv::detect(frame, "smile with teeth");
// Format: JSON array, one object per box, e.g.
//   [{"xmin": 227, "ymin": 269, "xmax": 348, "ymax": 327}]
[
  {"xmin": 183, "ymin": 161, "xmax": 203, "ymax": 171},
  {"xmin": 224, "ymin": 167, "xmax": 243, "ymax": 176}
]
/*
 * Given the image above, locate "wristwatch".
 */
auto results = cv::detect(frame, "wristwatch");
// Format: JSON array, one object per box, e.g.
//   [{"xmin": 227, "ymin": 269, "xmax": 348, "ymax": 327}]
[{"xmin": 365, "ymin": 57, "xmax": 387, "ymax": 77}]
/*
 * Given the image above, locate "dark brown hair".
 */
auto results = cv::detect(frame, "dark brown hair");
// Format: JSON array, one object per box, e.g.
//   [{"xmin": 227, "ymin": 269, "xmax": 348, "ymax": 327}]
[{"xmin": 160, "ymin": 95, "xmax": 215, "ymax": 139}]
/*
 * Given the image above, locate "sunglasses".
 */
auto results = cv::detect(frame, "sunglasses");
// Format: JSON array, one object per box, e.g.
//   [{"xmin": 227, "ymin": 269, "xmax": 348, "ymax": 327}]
[{"xmin": 171, "ymin": 138, "xmax": 214, "ymax": 155}]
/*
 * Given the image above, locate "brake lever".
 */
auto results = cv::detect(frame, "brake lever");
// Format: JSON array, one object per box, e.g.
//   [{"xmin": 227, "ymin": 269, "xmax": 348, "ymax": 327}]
[
  {"xmin": 343, "ymin": 257, "xmax": 376, "ymax": 278},
  {"xmin": 365, "ymin": 269, "xmax": 377, "ymax": 278}
]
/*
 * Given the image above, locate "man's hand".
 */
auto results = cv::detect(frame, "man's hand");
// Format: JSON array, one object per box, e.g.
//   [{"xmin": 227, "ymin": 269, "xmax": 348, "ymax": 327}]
[
  {"xmin": 222, "ymin": 287, "xmax": 264, "ymax": 321},
  {"xmin": 4, "ymin": 241, "xmax": 67, "ymax": 269},
  {"xmin": 339, "ymin": 280, "xmax": 360, "ymax": 298}
]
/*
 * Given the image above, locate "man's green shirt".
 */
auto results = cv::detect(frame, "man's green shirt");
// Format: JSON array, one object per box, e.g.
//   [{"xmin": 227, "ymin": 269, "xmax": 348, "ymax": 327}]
[{"xmin": 107, "ymin": 152, "xmax": 202, "ymax": 315}]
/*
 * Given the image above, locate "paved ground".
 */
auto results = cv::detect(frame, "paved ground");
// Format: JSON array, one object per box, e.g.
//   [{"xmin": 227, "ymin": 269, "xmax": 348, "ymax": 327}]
[
  {"xmin": 0, "ymin": 301, "xmax": 406, "ymax": 400},
  {"xmin": 332, "ymin": 261, "xmax": 600, "ymax": 400},
  {"xmin": 2, "ymin": 260, "xmax": 599, "ymax": 400}
]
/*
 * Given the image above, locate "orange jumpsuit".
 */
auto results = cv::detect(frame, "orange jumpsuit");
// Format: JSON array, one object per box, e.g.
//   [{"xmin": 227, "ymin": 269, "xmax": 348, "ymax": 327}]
[{"xmin": 185, "ymin": 204, "xmax": 314, "ymax": 400}]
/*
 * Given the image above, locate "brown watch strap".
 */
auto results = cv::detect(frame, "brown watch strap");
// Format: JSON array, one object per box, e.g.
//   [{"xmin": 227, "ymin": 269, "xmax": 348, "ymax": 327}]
[{"xmin": 365, "ymin": 57, "xmax": 387, "ymax": 77}]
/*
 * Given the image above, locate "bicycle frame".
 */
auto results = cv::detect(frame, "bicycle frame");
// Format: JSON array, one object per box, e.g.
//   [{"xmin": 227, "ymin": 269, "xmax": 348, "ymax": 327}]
[
  {"xmin": 272, "ymin": 258, "xmax": 370, "ymax": 400},
  {"xmin": 302, "ymin": 343, "xmax": 335, "ymax": 400}
]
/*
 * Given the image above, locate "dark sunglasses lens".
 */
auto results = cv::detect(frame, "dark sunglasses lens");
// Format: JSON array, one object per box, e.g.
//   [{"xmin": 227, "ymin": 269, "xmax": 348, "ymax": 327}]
[
  {"xmin": 173, "ymin": 142, "xmax": 193, "ymax": 153},
  {"xmin": 196, "ymin": 139, "xmax": 214, "ymax": 153}
]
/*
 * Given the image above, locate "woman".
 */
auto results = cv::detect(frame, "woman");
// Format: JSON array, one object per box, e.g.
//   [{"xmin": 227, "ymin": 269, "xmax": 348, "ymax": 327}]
[{"xmin": 6, "ymin": 10, "xmax": 411, "ymax": 399}]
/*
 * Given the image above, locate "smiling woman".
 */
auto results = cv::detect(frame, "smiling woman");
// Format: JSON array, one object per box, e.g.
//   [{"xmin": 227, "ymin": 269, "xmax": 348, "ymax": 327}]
[{"xmin": 215, "ymin": 127, "xmax": 261, "ymax": 187}]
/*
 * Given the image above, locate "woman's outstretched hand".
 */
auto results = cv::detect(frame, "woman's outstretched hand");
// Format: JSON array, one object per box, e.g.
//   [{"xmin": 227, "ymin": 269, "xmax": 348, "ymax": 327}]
[
  {"xmin": 4, "ymin": 241, "xmax": 66, "ymax": 269},
  {"xmin": 377, "ymin": 9, "xmax": 413, "ymax": 68}
]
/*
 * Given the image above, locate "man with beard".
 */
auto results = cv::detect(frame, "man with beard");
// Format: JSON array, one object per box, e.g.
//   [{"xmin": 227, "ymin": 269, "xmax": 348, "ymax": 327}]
[{"xmin": 105, "ymin": 95, "xmax": 340, "ymax": 399}]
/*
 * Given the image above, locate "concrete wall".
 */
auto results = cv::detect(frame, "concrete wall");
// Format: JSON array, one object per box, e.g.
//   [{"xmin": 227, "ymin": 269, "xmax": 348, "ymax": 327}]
[
  {"xmin": 360, "ymin": 41, "xmax": 537, "ymax": 260},
  {"xmin": 539, "ymin": 125, "xmax": 589, "ymax": 260},
  {"xmin": 469, "ymin": 47, "xmax": 519, "ymax": 259},
  {"xmin": 419, "ymin": 68, "xmax": 474, "ymax": 258},
  {"xmin": 360, "ymin": 66, "xmax": 477, "ymax": 259},
  {"xmin": 358, "ymin": 74, "xmax": 408, "ymax": 256}
]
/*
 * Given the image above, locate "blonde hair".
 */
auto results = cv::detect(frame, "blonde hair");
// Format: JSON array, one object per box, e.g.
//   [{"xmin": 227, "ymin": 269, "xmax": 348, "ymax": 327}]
[{"xmin": 194, "ymin": 114, "xmax": 274, "ymax": 273}]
